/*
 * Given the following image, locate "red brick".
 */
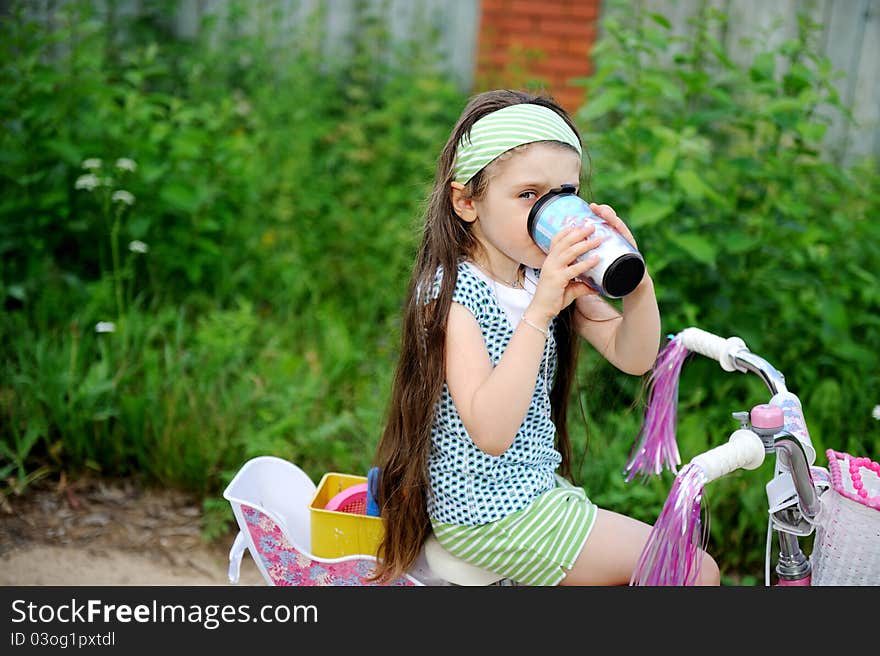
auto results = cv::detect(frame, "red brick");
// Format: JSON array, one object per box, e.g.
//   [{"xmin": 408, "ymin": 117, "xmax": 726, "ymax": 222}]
[
  {"xmin": 538, "ymin": 19, "xmax": 592, "ymax": 38},
  {"xmin": 519, "ymin": 2, "xmax": 572, "ymax": 19},
  {"xmin": 564, "ymin": 36, "xmax": 593, "ymax": 59},
  {"xmin": 530, "ymin": 60, "xmax": 562, "ymax": 76},
  {"xmin": 557, "ymin": 94, "xmax": 585, "ymax": 113},
  {"xmin": 567, "ymin": 2, "xmax": 600, "ymax": 21},
  {"xmin": 494, "ymin": 15, "xmax": 537, "ymax": 33},
  {"xmin": 509, "ymin": 0, "xmax": 547, "ymax": 17},
  {"xmin": 475, "ymin": 0, "xmax": 600, "ymax": 105},
  {"xmin": 553, "ymin": 58, "xmax": 591, "ymax": 76},
  {"xmin": 482, "ymin": 51, "xmax": 510, "ymax": 68},
  {"xmin": 480, "ymin": 0, "xmax": 507, "ymax": 11},
  {"xmin": 508, "ymin": 35, "xmax": 563, "ymax": 56}
]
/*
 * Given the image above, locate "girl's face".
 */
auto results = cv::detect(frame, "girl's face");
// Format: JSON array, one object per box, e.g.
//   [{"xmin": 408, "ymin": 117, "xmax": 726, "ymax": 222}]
[{"xmin": 468, "ymin": 142, "xmax": 582, "ymax": 274}]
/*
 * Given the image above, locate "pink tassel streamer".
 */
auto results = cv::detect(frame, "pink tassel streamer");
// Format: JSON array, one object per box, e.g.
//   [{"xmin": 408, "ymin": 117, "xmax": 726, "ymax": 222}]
[
  {"xmin": 630, "ymin": 463, "xmax": 709, "ymax": 586},
  {"xmin": 624, "ymin": 334, "xmax": 689, "ymax": 482}
]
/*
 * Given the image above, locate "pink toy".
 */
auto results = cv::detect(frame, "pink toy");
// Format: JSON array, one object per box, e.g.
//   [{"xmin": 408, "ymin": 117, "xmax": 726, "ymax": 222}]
[{"xmin": 324, "ymin": 483, "xmax": 368, "ymax": 514}]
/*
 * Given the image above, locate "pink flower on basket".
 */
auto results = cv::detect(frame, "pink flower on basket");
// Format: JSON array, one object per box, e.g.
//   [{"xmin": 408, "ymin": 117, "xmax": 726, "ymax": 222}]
[
  {"xmin": 314, "ymin": 571, "xmax": 333, "ymax": 585},
  {"xmin": 258, "ymin": 515, "xmax": 276, "ymax": 531},
  {"xmin": 268, "ymin": 563, "xmax": 286, "ymax": 581}
]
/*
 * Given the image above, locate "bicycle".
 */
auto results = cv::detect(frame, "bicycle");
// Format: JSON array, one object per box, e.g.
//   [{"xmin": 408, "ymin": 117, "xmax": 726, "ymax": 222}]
[
  {"xmin": 222, "ymin": 326, "xmax": 879, "ymax": 587},
  {"xmin": 626, "ymin": 326, "xmax": 879, "ymax": 586}
]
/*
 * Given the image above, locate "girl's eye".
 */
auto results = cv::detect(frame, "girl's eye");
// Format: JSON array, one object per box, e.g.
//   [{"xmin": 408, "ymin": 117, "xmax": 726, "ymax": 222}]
[{"xmin": 519, "ymin": 191, "xmax": 537, "ymax": 200}]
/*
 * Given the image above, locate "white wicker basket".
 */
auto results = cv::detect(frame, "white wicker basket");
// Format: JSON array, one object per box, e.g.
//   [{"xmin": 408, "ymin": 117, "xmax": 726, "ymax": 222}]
[{"xmin": 810, "ymin": 450, "xmax": 880, "ymax": 586}]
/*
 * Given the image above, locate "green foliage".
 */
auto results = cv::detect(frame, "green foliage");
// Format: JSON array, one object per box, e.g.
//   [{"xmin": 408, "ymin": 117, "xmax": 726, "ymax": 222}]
[
  {"xmin": 2, "ymin": 0, "xmax": 878, "ymax": 583},
  {"xmin": 571, "ymin": 1, "xmax": 880, "ymax": 579},
  {"xmin": 0, "ymin": 0, "xmax": 464, "ymax": 524}
]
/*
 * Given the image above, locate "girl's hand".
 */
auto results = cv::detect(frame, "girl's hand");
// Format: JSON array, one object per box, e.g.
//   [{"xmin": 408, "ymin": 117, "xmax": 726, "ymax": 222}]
[
  {"xmin": 590, "ymin": 202, "xmax": 638, "ymax": 250},
  {"xmin": 525, "ymin": 225, "xmax": 602, "ymax": 326}
]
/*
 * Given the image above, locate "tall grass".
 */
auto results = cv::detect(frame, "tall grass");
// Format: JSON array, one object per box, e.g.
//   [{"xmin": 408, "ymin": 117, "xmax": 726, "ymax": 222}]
[{"xmin": 0, "ymin": 0, "xmax": 464, "ymax": 497}]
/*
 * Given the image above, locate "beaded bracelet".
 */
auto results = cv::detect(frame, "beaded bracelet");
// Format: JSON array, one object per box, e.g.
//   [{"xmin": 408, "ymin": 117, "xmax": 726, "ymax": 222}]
[{"xmin": 521, "ymin": 315, "xmax": 549, "ymax": 338}]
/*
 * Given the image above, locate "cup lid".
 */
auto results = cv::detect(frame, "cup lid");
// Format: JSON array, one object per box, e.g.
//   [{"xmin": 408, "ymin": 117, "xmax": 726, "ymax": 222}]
[{"xmin": 602, "ymin": 253, "xmax": 645, "ymax": 298}]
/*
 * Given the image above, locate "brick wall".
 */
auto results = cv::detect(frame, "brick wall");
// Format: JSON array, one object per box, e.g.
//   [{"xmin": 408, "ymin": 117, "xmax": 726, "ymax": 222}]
[{"xmin": 475, "ymin": 0, "xmax": 601, "ymax": 112}]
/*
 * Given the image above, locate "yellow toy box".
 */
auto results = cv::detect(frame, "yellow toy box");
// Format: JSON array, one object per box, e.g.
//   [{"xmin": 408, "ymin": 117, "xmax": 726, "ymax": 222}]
[{"xmin": 309, "ymin": 472, "xmax": 384, "ymax": 559}]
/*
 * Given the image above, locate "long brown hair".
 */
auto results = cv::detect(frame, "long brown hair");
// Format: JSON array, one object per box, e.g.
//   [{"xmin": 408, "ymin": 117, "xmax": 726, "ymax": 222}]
[{"xmin": 371, "ymin": 89, "xmax": 586, "ymax": 581}]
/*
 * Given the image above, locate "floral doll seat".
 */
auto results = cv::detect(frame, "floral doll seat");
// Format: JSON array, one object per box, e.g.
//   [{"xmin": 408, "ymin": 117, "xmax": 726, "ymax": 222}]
[{"xmin": 222, "ymin": 456, "xmax": 428, "ymax": 586}]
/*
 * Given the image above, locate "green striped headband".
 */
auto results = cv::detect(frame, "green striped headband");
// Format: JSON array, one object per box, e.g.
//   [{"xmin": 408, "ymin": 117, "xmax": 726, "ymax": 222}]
[{"xmin": 453, "ymin": 103, "xmax": 582, "ymax": 185}]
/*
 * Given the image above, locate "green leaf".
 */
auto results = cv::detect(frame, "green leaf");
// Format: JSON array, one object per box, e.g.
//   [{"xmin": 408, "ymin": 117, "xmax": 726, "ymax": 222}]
[
  {"xmin": 45, "ymin": 140, "xmax": 83, "ymax": 166},
  {"xmin": 629, "ymin": 197, "xmax": 675, "ymax": 228},
  {"xmin": 577, "ymin": 88, "xmax": 627, "ymax": 122},
  {"xmin": 725, "ymin": 233, "xmax": 760, "ymax": 255},
  {"xmin": 762, "ymin": 97, "xmax": 804, "ymax": 117},
  {"xmin": 648, "ymin": 13, "xmax": 672, "ymax": 29},
  {"xmin": 159, "ymin": 183, "xmax": 201, "ymax": 213},
  {"xmin": 795, "ymin": 121, "xmax": 826, "ymax": 143},
  {"xmin": 749, "ymin": 52, "xmax": 775, "ymax": 82},
  {"xmin": 669, "ymin": 232, "xmax": 718, "ymax": 266},
  {"xmin": 127, "ymin": 215, "xmax": 151, "ymax": 239},
  {"xmin": 674, "ymin": 169, "xmax": 723, "ymax": 203},
  {"xmin": 18, "ymin": 423, "xmax": 45, "ymax": 457},
  {"xmin": 653, "ymin": 146, "xmax": 677, "ymax": 176}
]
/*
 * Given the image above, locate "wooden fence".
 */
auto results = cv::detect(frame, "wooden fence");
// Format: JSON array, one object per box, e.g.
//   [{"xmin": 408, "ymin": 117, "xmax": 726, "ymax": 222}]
[
  {"xmin": 15, "ymin": 0, "xmax": 878, "ymax": 165},
  {"xmin": 625, "ymin": 0, "xmax": 879, "ymax": 166},
  {"xmin": 177, "ymin": 0, "xmax": 878, "ymax": 165}
]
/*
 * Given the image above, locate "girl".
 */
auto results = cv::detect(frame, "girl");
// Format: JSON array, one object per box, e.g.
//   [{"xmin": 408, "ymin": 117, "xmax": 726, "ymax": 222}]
[{"xmin": 372, "ymin": 89, "xmax": 719, "ymax": 586}]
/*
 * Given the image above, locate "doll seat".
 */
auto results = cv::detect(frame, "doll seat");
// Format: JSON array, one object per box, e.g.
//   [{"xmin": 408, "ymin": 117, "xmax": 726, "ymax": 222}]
[{"xmin": 223, "ymin": 456, "xmax": 423, "ymax": 586}]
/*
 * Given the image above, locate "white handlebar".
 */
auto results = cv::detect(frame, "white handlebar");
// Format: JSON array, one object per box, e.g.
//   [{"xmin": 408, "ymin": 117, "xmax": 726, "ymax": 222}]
[
  {"xmin": 678, "ymin": 327, "xmax": 748, "ymax": 372},
  {"xmin": 691, "ymin": 429, "xmax": 766, "ymax": 484}
]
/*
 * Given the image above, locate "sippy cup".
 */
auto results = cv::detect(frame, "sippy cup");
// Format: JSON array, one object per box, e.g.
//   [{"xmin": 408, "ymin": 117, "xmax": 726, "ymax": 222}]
[{"xmin": 527, "ymin": 185, "xmax": 646, "ymax": 298}]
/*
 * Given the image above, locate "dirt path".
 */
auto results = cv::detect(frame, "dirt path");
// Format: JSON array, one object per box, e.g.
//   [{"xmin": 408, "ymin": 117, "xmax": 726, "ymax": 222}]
[{"xmin": 0, "ymin": 476, "xmax": 265, "ymax": 586}]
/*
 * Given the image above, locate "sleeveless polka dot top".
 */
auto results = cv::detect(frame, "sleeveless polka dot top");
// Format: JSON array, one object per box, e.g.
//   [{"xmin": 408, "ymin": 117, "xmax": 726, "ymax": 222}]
[{"xmin": 426, "ymin": 261, "xmax": 561, "ymax": 526}]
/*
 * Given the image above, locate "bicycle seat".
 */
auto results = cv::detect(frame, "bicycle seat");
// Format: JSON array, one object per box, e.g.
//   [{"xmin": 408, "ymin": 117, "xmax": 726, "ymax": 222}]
[{"xmin": 423, "ymin": 533, "xmax": 507, "ymax": 586}]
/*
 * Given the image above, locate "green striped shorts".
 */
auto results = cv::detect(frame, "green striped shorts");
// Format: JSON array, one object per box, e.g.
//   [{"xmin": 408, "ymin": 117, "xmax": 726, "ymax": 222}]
[{"xmin": 431, "ymin": 477, "xmax": 597, "ymax": 586}]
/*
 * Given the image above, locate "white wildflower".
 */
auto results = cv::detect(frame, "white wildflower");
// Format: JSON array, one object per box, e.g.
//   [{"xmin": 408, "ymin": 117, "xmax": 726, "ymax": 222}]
[
  {"xmin": 115, "ymin": 158, "xmax": 137, "ymax": 172},
  {"xmin": 235, "ymin": 98, "xmax": 252, "ymax": 116},
  {"xmin": 74, "ymin": 174, "xmax": 100, "ymax": 191},
  {"xmin": 112, "ymin": 190, "xmax": 135, "ymax": 206},
  {"xmin": 128, "ymin": 240, "xmax": 149, "ymax": 254},
  {"xmin": 81, "ymin": 158, "xmax": 103, "ymax": 170},
  {"xmin": 95, "ymin": 321, "xmax": 116, "ymax": 333},
  {"xmin": 873, "ymin": 405, "xmax": 880, "ymax": 421}
]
